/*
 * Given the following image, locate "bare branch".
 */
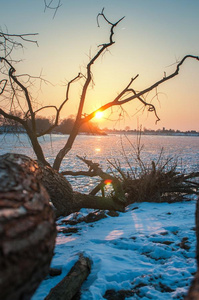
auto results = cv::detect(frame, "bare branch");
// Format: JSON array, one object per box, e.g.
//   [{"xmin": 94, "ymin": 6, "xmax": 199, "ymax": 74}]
[
  {"xmin": 0, "ymin": 79, "xmax": 7, "ymax": 95},
  {"xmin": 0, "ymin": 30, "xmax": 38, "ymax": 59},
  {"xmin": 3, "ymin": 58, "xmax": 36, "ymax": 128},
  {"xmin": 61, "ymin": 170, "xmax": 99, "ymax": 177},
  {"xmin": 44, "ymin": 0, "xmax": 62, "ymax": 18},
  {"xmin": 97, "ymin": 8, "xmax": 125, "ymax": 44},
  {"xmin": 127, "ymin": 88, "xmax": 160, "ymax": 123},
  {"xmin": 53, "ymin": 10, "xmax": 124, "ymax": 170},
  {"xmin": 0, "ymin": 32, "xmax": 38, "ymax": 45},
  {"xmin": 35, "ymin": 73, "xmax": 82, "ymax": 137},
  {"xmin": 118, "ymin": 55, "xmax": 199, "ymax": 105},
  {"xmin": 62, "ymin": 155, "xmax": 113, "ymax": 179},
  {"xmin": 0, "ymin": 59, "xmax": 48, "ymax": 165},
  {"xmin": 0, "ymin": 107, "xmax": 25, "ymax": 125},
  {"xmin": 61, "ymin": 155, "xmax": 126, "ymax": 201},
  {"xmin": 82, "ymin": 55, "xmax": 199, "ymax": 125}
]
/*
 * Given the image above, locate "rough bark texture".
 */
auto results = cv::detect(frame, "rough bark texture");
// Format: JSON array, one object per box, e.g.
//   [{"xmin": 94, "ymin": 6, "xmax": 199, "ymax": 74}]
[
  {"xmin": 185, "ymin": 271, "xmax": 199, "ymax": 300},
  {"xmin": 40, "ymin": 164, "xmax": 125, "ymax": 217},
  {"xmin": 0, "ymin": 153, "xmax": 56, "ymax": 300},
  {"xmin": 45, "ymin": 254, "xmax": 92, "ymax": 300},
  {"xmin": 40, "ymin": 165, "xmax": 74, "ymax": 216},
  {"xmin": 196, "ymin": 198, "xmax": 199, "ymax": 267},
  {"xmin": 185, "ymin": 198, "xmax": 199, "ymax": 299}
]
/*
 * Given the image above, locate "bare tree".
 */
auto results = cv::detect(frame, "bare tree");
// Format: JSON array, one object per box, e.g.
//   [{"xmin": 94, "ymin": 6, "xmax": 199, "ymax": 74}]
[{"xmin": 0, "ymin": 10, "xmax": 199, "ymax": 216}]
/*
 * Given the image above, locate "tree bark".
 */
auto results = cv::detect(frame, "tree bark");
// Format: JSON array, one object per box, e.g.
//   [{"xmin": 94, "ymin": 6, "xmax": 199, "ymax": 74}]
[
  {"xmin": 0, "ymin": 153, "xmax": 56, "ymax": 300},
  {"xmin": 185, "ymin": 271, "xmax": 199, "ymax": 300},
  {"xmin": 0, "ymin": 153, "xmax": 125, "ymax": 219},
  {"xmin": 73, "ymin": 192, "xmax": 125, "ymax": 212},
  {"xmin": 45, "ymin": 254, "xmax": 91, "ymax": 300},
  {"xmin": 40, "ymin": 163, "xmax": 125, "ymax": 217},
  {"xmin": 40, "ymin": 164, "xmax": 74, "ymax": 216},
  {"xmin": 184, "ymin": 198, "xmax": 199, "ymax": 299}
]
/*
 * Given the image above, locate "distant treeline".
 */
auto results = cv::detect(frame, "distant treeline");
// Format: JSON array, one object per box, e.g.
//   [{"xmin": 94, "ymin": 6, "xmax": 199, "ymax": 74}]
[
  {"xmin": 104, "ymin": 127, "xmax": 199, "ymax": 136},
  {"xmin": 0, "ymin": 116, "xmax": 105, "ymax": 135},
  {"xmin": 1, "ymin": 115, "xmax": 197, "ymax": 136},
  {"xmin": 53, "ymin": 117, "xmax": 105, "ymax": 135}
]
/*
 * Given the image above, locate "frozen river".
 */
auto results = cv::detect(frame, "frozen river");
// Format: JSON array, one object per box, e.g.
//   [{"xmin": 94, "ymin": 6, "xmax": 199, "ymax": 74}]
[{"xmin": 0, "ymin": 133, "xmax": 198, "ymax": 192}]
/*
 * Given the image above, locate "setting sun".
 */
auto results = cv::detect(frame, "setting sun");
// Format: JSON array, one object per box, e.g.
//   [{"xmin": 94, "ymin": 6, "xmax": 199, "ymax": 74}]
[{"xmin": 94, "ymin": 111, "xmax": 104, "ymax": 119}]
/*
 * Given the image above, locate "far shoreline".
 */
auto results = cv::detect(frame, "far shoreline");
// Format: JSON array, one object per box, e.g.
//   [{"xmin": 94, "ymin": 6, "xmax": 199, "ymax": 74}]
[{"xmin": 0, "ymin": 130, "xmax": 198, "ymax": 137}]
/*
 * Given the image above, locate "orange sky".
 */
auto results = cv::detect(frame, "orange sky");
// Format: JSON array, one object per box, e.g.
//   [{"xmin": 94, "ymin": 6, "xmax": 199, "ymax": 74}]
[{"xmin": 1, "ymin": 0, "xmax": 199, "ymax": 131}]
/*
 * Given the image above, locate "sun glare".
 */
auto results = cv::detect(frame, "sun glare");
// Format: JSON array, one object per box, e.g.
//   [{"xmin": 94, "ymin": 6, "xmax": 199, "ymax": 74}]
[{"xmin": 94, "ymin": 111, "xmax": 103, "ymax": 119}]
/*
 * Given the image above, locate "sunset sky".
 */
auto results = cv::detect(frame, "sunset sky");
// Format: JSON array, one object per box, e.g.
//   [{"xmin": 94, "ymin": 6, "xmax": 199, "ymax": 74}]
[{"xmin": 1, "ymin": 0, "xmax": 199, "ymax": 131}]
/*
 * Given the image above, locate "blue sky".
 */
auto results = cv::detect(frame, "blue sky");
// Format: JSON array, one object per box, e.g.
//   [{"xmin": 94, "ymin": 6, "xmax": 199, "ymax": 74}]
[{"xmin": 1, "ymin": 0, "xmax": 199, "ymax": 130}]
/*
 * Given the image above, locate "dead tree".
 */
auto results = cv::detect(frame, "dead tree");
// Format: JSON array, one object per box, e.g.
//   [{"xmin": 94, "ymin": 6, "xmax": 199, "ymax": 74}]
[
  {"xmin": 0, "ymin": 10, "xmax": 199, "ymax": 215},
  {"xmin": 0, "ymin": 153, "xmax": 56, "ymax": 300},
  {"xmin": 63, "ymin": 155, "xmax": 199, "ymax": 204}
]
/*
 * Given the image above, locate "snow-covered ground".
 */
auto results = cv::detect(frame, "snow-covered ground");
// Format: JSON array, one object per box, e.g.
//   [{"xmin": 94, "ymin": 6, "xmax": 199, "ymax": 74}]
[
  {"xmin": 32, "ymin": 199, "xmax": 197, "ymax": 300},
  {"xmin": 1, "ymin": 133, "xmax": 198, "ymax": 299}
]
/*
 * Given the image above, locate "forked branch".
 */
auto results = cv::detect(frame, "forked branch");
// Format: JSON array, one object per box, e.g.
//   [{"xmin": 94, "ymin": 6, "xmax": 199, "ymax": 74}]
[
  {"xmin": 62, "ymin": 155, "xmax": 126, "ymax": 202},
  {"xmin": 0, "ymin": 79, "xmax": 7, "ymax": 95},
  {"xmin": 35, "ymin": 73, "xmax": 82, "ymax": 137},
  {"xmin": 53, "ymin": 10, "xmax": 124, "ymax": 170},
  {"xmin": 81, "ymin": 55, "xmax": 199, "ymax": 125},
  {"xmin": 0, "ymin": 30, "xmax": 38, "ymax": 58},
  {"xmin": 44, "ymin": 0, "xmax": 62, "ymax": 18}
]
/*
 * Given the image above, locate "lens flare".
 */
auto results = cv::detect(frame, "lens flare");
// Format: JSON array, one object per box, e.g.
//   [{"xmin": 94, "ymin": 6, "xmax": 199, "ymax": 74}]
[{"xmin": 104, "ymin": 179, "xmax": 113, "ymax": 185}]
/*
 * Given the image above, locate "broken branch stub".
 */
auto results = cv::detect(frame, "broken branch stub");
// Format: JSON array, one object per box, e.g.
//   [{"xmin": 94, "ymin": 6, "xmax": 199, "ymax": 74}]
[{"xmin": 45, "ymin": 254, "xmax": 92, "ymax": 300}]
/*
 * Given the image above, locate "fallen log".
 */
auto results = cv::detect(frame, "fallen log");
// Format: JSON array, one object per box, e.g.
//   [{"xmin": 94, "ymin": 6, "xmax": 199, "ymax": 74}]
[
  {"xmin": 0, "ymin": 153, "xmax": 125, "ymax": 218},
  {"xmin": 45, "ymin": 254, "xmax": 92, "ymax": 300},
  {"xmin": 0, "ymin": 153, "xmax": 56, "ymax": 300}
]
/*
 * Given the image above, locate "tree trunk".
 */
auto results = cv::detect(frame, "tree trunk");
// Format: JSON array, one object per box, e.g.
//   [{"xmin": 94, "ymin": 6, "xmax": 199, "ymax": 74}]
[
  {"xmin": 40, "ymin": 164, "xmax": 125, "ymax": 217},
  {"xmin": 0, "ymin": 153, "xmax": 56, "ymax": 300},
  {"xmin": 185, "ymin": 271, "xmax": 199, "ymax": 300},
  {"xmin": 73, "ymin": 192, "xmax": 125, "ymax": 212},
  {"xmin": 40, "ymin": 164, "xmax": 74, "ymax": 216}
]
